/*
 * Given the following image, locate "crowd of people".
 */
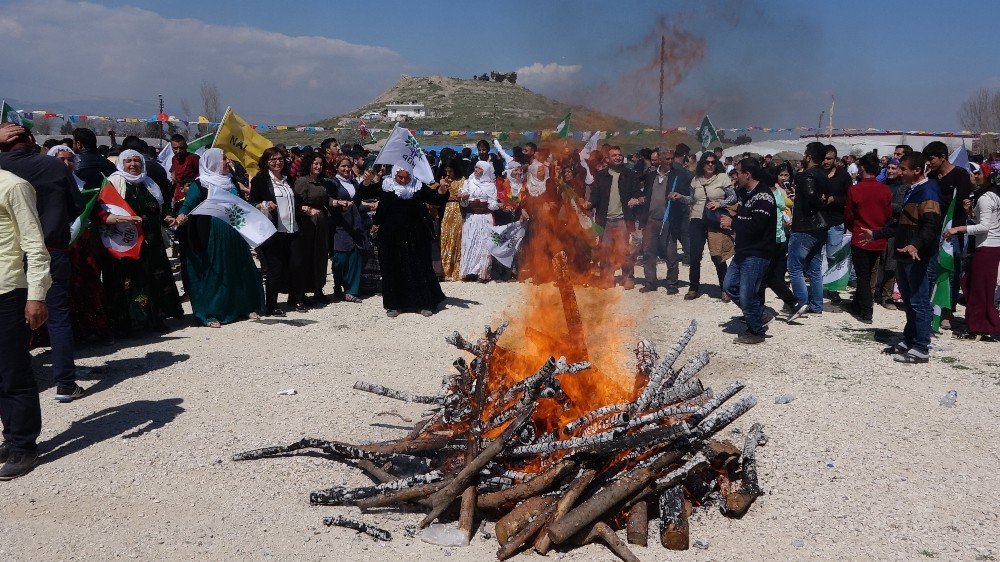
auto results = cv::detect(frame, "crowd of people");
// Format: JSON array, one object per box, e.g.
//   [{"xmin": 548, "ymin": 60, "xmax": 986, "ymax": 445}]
[{"xmin": 1, "ymin": 118, "xmax": 999, "ymax": 480}]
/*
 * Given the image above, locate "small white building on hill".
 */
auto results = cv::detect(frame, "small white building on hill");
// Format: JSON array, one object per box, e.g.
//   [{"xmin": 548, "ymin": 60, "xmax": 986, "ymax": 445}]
[{"xmin": 386, "ymin": 103, "xmax": 427, "ymax": 121}]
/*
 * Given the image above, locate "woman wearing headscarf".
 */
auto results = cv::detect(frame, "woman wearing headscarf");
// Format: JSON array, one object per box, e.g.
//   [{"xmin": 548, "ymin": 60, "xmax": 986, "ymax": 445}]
[
  {"xmin": 459, "ymin": 160, "xmax": 500, "ymax": 281},
  {"xmin": 874, "ymin": 157, "xmax": 907, "ymax": 309},
  {"xmin": 375, "ymin": 166, "xmax": 449, "ymax": 317},
  {"xmin": 945, "ymin": 163, "xmax": 1000, "ymax": 340},
  {"xmin": 437, "ymin": 163, "xmax": 466, "ymax": 281},
  {"xmin": 517, "ymin": 159, "xmax": 562, "ymax": 282},
  {"xmin": 48, "ymin": 144, "xmax": 111, "ymax": 342},
  {"xmin": 327, "ymin": 156, "xmax": 372, "ymax": 302},
  {"xmin": 291, "ymin": 152, "xmax": 332, "ymax": 305},
  {"xmin": 675, "ymin": 152, "xmax": 736, "ymax": 301},
  {"xmin": 99, "ymin": 149, "xmax": 183, "ymax": 334},
  {"xmin": 175, "ymin": 148, "xmax": 265, "ymax": 327},
  {"xmin": 250, "ymin": 146, "xmax": 301, "ymax": 316}
]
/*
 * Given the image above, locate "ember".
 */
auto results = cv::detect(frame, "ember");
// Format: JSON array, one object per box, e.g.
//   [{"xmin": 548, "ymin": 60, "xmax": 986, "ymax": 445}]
[{"xmin": 234, "ymin": 309, "xmax": 766, "ymax": 560}]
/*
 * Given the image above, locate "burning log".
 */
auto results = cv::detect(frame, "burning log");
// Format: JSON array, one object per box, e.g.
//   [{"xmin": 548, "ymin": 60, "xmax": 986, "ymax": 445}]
[
  {"xmin": 322, "ymin": 516, "xmax": 392, "ymax": 542},
  {"xmin": 552, "ymin": 251, "xmax": 588, "ymax": 360},
  {"xmin": 352, "ymin": 381, "xmax": 441, "ymax": 404},
  {"xmin": 673, "ymin": 350, "xmax": 710, "ymax": 386},
  {"xmin": 478, "ymin": 460, "xmax": 576, "ymax": 509},
  {"xmin": 633, "ymin": 320, "xmax": 697, "ymax": 413},
  {"xmin": 494, "ymin": 495, "xmax": 554, "ymax": 547},
  {"xmin": 722, "ymin": 422, "xmax": 765, "ymax": 518},
  {"xmin": 232, "ymin": 438, "xmax": 428, "ymax": 468},
  {"xmin": 310, "ymin": 471, "xmax": 444, "ymax": 506},
  {"xmin": 658, "ymin": 485, "xmax": 689, "ymax": 550},
  {"xmin": 355, "ymin": 479, "xmax": 451, "ymax": 509},
  {"xmin": 533, "ymin": 468, "xmax": 597, "ymax": 554},
  {"xmin": 565, "ymin": 403, "xmax": 630, "ymax": 433},
  {"xmin": 651, "ymin": 378, "xmax": 704, "ymax": 409}
]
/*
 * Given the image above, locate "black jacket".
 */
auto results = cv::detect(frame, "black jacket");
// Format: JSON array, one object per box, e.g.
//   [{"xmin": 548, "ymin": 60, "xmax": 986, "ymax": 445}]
[
  {"xmin": 74, "ymin": 148, "xmax": 117, "ymax": 190},
  {"xmin": 0, "ymin": 147, "xmax": 83, "ymax": 250},
  {"xmin": 589, "ymin": 165, "xmax": 643, "ymax": 227},
  {"xmin": 791, "ymin": 166, "xmax": 831, "ymax": 232}
]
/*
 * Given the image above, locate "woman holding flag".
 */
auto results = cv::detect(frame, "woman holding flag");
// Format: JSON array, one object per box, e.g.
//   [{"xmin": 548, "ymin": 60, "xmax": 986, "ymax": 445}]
[
  {"xmin": 175, "ymin": 148, "xmax": 265, "ymax": 327},
  {"xmin": 99, "ymin": 149, "xmax": 183, "ymax": 335}
]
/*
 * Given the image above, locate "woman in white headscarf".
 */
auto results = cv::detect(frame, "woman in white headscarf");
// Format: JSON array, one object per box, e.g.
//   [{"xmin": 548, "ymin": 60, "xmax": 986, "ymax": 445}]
[
  {"xmin": 46, "ymin": 145, "xmax": 85, "ymax": 190},
  {"xmin": 174, "ymin": 148, "xmax": 264, "ymax": 327},
  {"xmin": 374, "ymin": 166, "xmax": 449, "ymax": 317},
  {"xmin": 98, "ymin": 149, "xmax": 183, "ymax": 334},
  {"xmin": 458, "ymin": 160, "xmax": 500, "ymax": 281}
]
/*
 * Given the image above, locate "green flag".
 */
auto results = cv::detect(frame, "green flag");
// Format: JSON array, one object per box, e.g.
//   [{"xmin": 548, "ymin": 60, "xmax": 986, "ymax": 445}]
[
  {"xmin": 69, "ymin": 188, "xmax": 100, "ymax": 246},
  {"xmin": 931, "ymin": 197, "xmax": 956, "ymax": 332},
  {"xmin": 187, "ymin": 132, "xmax": 215, "ymax": 153},
  {"xmin": 554, "ymin": 112, "xmax": 571, "ymax": 138},
  {"xmin": 696, "ymin": 115, "xmax": 719, "ymax": 149},
  {"xmin": 1, "ymin": 100, "xmax": 34, "ymax": 130},
  {"xmin": 823, "ymin": 232, "xmax": 853, "ymax": 291}
]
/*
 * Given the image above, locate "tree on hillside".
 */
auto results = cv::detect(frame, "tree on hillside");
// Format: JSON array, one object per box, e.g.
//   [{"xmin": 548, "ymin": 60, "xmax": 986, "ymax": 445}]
[
  {"xmin": 200, "ymin": 80, "xmax": 222, "ymax": 134},
  {"xmin": 958, "ymin": 88, "xmax": 1000, "ymax": 133}
]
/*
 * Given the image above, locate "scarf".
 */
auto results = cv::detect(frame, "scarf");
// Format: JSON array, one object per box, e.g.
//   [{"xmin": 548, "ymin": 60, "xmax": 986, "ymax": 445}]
[
  {"xmin": 381, "ymin": 165, "xmax": 421, "ymax": 199},
  {"xmin": 526, "ymin": 162, "xmax": 549, "ymax": 197},
  {"xmin": 464, "ymin": 160, "xmax": 497, "ymax": 198},
  {"xmin": 110, "ymin": 149, "xmax": 164, "ymax": 205},
  {"xmin": 197, "ymin": 148, "xmax": 235, "ymax": 197}
]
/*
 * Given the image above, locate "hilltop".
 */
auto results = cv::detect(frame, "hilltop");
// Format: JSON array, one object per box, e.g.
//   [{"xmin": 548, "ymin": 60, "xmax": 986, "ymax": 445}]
[{"xmin": 264, "ymin": 75, "xmax": 688, "ymax": 150}]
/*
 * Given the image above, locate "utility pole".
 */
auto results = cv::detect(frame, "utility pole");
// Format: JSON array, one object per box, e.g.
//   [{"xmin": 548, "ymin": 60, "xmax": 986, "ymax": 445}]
[
  {"xmin": 659, "ymin": 35, "xmax": 665, "ymax": 143},
  {"xmin": 158, "ymin": 93, "xmax": 164, "ymax": 149}
]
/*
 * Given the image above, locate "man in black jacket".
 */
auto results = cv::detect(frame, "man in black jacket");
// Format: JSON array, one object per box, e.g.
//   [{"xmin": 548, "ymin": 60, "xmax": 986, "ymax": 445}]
[
  {"xmin": 0, "ymin": 122, "xmax": 84, "ymax": 402},
  {"xmin": 787, "ymin": 141, "xmax": 832, "ymax": 321},
  {"xmin": 723, "ymin": 157, "xmax": 777, "ymax": 344},
  {"xmin": 71, "ymin": 127, "xmax": 116, "ymax": 190},
  {"xmin": 823, "ymin": 144, "xmax": 852, "ymax": 305},
  {"xmin": 589, "ymin": 146, "xmax": 644, "ymax": 289}
]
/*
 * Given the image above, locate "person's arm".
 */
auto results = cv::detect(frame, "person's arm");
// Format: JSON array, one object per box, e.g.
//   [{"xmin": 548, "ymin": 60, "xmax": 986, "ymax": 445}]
[
  {"xmin": 676, "ymin": 177, "xmax": 696, "ymax": 206},
  {"xmin": 493, "ymin": 139, "xmax": 516, "ymax": 167},
  {"xmin": 913, "ymin": 200, "xmax": 942, "ymax": 252},
  {"xmin": 717, "ymin": 184, "xmax": 737, "ymax": 207},
  {"xmin": 7, "ymin": 180, "xmax": 52, "ymax": 326},
  {"xmin": 175, "ymin": 180, "xmax": 205, "ymax": 224}
]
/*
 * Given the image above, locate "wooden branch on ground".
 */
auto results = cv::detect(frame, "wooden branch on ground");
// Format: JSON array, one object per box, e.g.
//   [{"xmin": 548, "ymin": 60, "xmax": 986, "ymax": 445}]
[
  {"xmin": 322, "ymin": 516, "xmax": 392, "ymax": 542},
  {"xmin": 658, "ymin": 485, "xmax": 689, "ymax": 550},
  {"xmin": 534, "ymin": 468, "xmax": 597, "ymax": 554},
  {"xmin": 352, "ymin": 381, "xmax": 441, "ymax": 404},
  {"xmin": 478, "ymin": 460, "xmax": 577, "ymax": 509},
  {"xmin": 626, "ymin": 500, "xmax": 648, "ymax": 546}
]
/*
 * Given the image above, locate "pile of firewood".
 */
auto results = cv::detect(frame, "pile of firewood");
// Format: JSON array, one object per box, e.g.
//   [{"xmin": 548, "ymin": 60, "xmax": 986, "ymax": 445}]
[{"xmin": 233, "ymin": 314, "xmax": 766, "ymax": 560}]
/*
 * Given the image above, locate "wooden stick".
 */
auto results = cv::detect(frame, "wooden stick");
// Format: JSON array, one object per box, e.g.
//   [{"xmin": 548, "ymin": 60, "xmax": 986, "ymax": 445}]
[
  {"xmin": 352, "ymin": 381, "xmax": 441, "ymax": 404},
  {"xmin": 322, "ymin": 516, "xmax": 392, "ymax": 542},
  {"xmin": 310, "ymin": 471, "xmax": 443, "ymax": 506},
  {"xmin": 626, "ymin": 501, "xmax": 648, "ymax": 546},
  {"xmin": 355, "ymin": 478, "xmax": 450, "ymax": 509},
  {"xmin": 534, "ymin": 468, "xmax": 597, "ymax": 554},
  {"xmin": 478, "ymin": 460, "xmax": 576, "ymax": 509},
  {"xmin": 545, "ymin": 450, "xmax": 684, "ymax": 544},
  {"xmin": 419, "ymin": 403, "xmax": 537, "ymax": 528},
  {"xmin": 352, "ymin": 459, "xmax": 397, "ymax": 484},
  {"xmin": 496, "ymin": 497, "xmax": 558, "ymax": 560},
  {"xmin": 658, "ymin": 485, "xmax": 689, "ymax": 550},
  {"xmin": 723, "ymin": 422, "xmax": 765, "ymax": 518},
  {"xmin": 494, "ymin": 495, "xmax": 553, "ymax": 547},
  {"xmin": 574, "ymin": 522, "xmax": 641, "ymax": 562}
]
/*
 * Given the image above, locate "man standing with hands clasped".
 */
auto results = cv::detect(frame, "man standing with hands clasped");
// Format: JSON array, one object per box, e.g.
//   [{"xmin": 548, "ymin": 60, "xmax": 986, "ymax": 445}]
[
  {"xmin": 859, "ymin": 152, "xmax": 941, "ymax": 364},
  {"xmin": 0, "ymin": 160, "xmax": 51, "ymax": 480}
]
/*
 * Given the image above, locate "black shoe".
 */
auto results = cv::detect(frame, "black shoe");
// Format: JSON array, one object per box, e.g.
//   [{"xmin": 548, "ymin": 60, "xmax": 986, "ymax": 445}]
[
  {"xmin": 638, "ymin": 285, "xmax": 657, "ymax": 293},
  {"xmin": 735, "ymin": 333, "xmax": 766, "ymax": 345},
  {"xmin": 314, "ymin": 294, "xmax": 331, "ymax": 305},
  {"xmin": 0, "ymin": 442, "xmax": 10, "ymax": 464},
  {"xmin": 302, "ymin": 296, "xmax": 316, "ymax": 306},
  {"xmin": 666, "ymin": 287, "xmax": 679, "ymax": 295},
  {"xmin": 54, "ymin": 383, "xmax": 85, "ymax": 403},
  {"xmin": 0, "ymin": 450, "xmax": 39, "ymax": 481},
  {"xmin": 264, "ymin": 308, "xmax": 286, "ymax": 318},
  {"xmin": 781, "ymin": 302, "xmax": 797, "ymax": 316},
  {"xmin": 293, "ymin": 303, "xmax": 309, "ymax": 313},
  {"xmin": 762, "ymin": 309, "xmax": 776, "ymax": 325}
]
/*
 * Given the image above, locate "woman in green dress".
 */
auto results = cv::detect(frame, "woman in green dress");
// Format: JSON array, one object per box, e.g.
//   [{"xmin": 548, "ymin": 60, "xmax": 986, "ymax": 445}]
[
  {"xmin": 100, "ymin": 149, "xmax": 183, "ymax": 335},
  {"xmin": 175, "ymin": 148, "xmax": 265, "ymax": 327}
]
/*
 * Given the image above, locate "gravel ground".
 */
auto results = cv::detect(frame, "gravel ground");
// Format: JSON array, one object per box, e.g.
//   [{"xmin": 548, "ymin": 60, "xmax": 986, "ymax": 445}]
[{"xmin": 1, "ymin": 259, "xmax": 998, "ymax": 561}]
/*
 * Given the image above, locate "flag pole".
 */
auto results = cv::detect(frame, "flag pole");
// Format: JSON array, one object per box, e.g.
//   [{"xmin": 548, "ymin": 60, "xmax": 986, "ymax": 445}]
[
  {"xmin": 212, "ymin": 106, "xmax": 232, "ymax": 149},
  {"xmin": 659, "ymin": 35, "xmax": 665, "ymax": 142}
]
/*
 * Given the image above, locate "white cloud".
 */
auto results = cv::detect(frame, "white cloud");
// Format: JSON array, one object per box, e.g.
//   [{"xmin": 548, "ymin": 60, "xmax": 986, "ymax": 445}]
[
  {"xmin": 515, "ymin": 62, "xmax": 583, "ymax": 89},
  {"xmin": 0, "ymin": 0, "xmax": 411, "ymax": 122}
]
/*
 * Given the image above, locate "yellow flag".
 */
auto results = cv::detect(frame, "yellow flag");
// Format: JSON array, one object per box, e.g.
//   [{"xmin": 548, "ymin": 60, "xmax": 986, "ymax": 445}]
[
  {"xmin": 212, "ymin": 107, "xmax": 273, "ymax": 177},
  {"xmin": 198, "ymin": 115, "xmax": 210, "ymax": 123}
]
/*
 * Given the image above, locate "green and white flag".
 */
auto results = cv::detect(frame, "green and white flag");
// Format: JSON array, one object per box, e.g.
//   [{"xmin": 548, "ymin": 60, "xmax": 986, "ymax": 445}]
[
  {"xmin": 1, "ymin": 100, "xmax": 34, "ymax": 130},
  {"xmin": 188, "ymin": 132, "xmax": 215, "ymax": 154},
  {"xmin": 696, "ymin": 115, "xmax": 719, "ymax": 149},
  {"xmin": 69, "ymin": 188, "xmax": 100, "ymax": 246},
  {"xmin": 189, "ymin": 187, "xmax": 276, "ymax": 248},
  {"xmin": 554, "ymin": 112, "xmax": 571, "ymax": 138},
  {"xmin": 931, "ymin": 198, "xmax": 957, "ymax": 332},
  {"xmin": 823, "ymin": 231, "xmax": 853, "ymax": 291}
]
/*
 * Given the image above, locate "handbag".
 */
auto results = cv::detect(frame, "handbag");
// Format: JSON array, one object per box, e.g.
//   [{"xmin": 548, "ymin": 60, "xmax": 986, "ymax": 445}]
[{"xmin": 701, "ymin": 186, "xmax": 725, "ymax": 228}]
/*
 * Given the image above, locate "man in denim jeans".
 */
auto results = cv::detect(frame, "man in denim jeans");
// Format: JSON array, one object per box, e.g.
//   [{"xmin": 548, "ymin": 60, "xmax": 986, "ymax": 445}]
[
  {"xmin": 723, "ymin": 157, "xmax": 777, "ymax": 344},
  {"xmin": 787, "ymin": 142, "xmax": 832, "ymax": 322},
  {"xmin": 822, "ymin": 145, "xmax": 853, "ymax": 306},
  {"xmin": 860, "ymin": 152, "xmax": 941, "ymax": 364}
]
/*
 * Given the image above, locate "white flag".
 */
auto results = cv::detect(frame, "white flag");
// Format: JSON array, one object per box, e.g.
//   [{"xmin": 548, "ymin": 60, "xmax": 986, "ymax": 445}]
[
  {"xmin": 579, "ymin": 131, "xmax": 602, "ymax": 161},
  {"xmin": 158, "ymin": 143, "xmax": 174, "ymax": 175},
  {"xmin": 189, "ymin": 188, "xmax": 276, "ymax": 248},
  {"xmin": 374, "ymin": 124, "xmax": 435, "ymax": 184},
  {"xmin": 948, "ymin": 143, "xmax": 969, "ymax": 169}
]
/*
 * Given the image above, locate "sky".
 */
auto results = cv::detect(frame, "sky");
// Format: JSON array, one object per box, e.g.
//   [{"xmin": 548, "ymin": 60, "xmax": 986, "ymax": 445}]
[{"xmin": 2, "ymin": 0, "xmax": 997, "ymax": 133}]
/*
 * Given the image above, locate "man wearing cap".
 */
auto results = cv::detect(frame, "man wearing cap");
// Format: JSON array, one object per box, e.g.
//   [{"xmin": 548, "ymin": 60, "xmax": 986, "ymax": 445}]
[{"xmin": 0, "ymin": 148, "xmax": 51, "ymax": 479}]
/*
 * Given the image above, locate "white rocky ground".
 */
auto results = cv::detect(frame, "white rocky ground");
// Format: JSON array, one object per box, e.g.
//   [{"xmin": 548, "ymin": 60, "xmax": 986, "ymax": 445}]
[{"xmin": 1, "ymin": 259, "xmax": 997, "ymax": 561}]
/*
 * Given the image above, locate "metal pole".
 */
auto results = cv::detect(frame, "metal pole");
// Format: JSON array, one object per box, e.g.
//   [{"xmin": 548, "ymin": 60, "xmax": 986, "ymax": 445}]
[
  {"xmin": 158, "ymin": 94, "xmax": 164, "ymax": 149},
  {"xmin": 659, "ymin": 35, "xmax": 665, "ymax": 143}
]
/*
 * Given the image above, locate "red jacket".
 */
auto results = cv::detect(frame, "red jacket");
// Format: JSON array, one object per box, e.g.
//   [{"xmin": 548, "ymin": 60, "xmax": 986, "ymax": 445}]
[{"xmin": 844, "ymin": 177, "xmax": 892, "ymax": 251}]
